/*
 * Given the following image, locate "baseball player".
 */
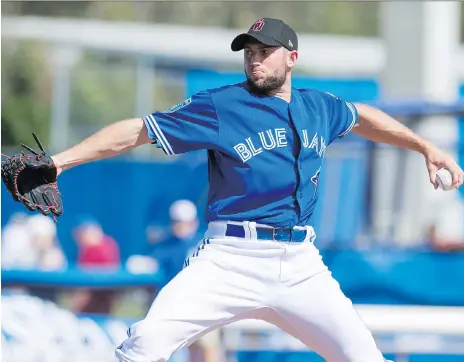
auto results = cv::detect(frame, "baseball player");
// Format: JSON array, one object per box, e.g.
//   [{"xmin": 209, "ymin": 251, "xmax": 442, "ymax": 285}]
[{"xmin": 3, "ymin": 18, "xmax": 463, "ymax": 362}]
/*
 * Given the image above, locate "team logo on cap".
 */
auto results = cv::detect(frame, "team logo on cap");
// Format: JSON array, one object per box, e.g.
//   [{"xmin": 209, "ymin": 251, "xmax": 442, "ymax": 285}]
[{"xmin": 252, "ymin": 19, "xmax": 265, "ymax": 31}]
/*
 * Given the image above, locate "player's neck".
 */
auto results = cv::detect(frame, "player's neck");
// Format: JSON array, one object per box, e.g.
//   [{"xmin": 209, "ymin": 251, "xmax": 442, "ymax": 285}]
[
  {"xmin": 268, "ymin": 81, "xmax": 292, "ymax": 103},
  {"xmin": 245, "ymin": 77, "xmax": 292, "ymax": 102}
]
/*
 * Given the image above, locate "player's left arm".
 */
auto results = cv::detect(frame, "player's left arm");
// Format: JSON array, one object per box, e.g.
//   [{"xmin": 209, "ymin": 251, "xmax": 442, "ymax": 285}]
[{"xmin": 352, "ymin": 103, "xmax": 464, "ymax": 189}]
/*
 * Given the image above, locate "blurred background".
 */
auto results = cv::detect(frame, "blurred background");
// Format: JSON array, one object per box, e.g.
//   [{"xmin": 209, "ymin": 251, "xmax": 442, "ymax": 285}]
[{"xmin": 2, "ymin": 2, "xmax": 464, "ymax": 362}]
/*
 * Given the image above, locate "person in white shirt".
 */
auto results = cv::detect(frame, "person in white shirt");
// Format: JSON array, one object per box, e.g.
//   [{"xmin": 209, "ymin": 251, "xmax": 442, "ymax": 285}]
[{"xmin": 2, "ymin": 213, "xmax": 36, "ymax": 269}]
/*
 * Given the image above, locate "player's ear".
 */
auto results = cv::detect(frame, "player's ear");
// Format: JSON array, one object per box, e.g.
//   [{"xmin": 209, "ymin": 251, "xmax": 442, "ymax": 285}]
[{"xmin": 287, "ymin": 50, "xmax": 298, "ymax": 68}]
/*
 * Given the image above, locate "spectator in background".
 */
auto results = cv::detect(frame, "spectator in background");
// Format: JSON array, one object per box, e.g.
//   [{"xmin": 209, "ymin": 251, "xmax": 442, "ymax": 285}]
[
  {"xmin": 168, "ymin": 199, "xmax": 201, "ymax": 242},
  {"xmin": 74, "ymin": 218, "xmax": 120, "ymax": 269},
  {"xmin": 28, "ymin": 214, "xmax": 67, "ymax": 302},
  {"xmin": 145, "ymin": 199, "xmax": 201, "ymax": 282},
  {"xmin": 2, "ymin": 214, "xmax": 67, "ymax": 302},
  {"xmin": 28, "ymin": 214, "xmax": 67, "ymax": 270},
  {"xmin": 427, "ymin": 194, "xmax": 464, "ymax": 252},
  {"xmin": 2, "ymin": 213, "xmax": 66, "ymax": 271},
  {"xmin": 2, "ymin": 212, "xmax": 35, "ymax": 269},
  {"xmin": 71, "ymin": 218, "xmax": 121, "ymax": 315}
]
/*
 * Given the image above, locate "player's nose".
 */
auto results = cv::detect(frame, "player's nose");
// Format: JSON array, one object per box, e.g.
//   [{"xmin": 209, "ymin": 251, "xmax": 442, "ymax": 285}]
[{"xmin": 251, "ymin": 61, "xmax": 263, "ymax": 70}]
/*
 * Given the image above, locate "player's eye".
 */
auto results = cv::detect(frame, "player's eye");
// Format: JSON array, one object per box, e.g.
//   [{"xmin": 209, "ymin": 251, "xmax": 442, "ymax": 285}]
[{"xmin": 261, "ymin": 49, "xmax": 269, "ymax": 56}]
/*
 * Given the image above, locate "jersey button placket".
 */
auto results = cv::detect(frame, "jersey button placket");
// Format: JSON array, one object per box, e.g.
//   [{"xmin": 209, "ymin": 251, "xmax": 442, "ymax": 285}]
[
  {"xmin": 295, "ymin": 160, "xmax": 304, "ymax": 225},
  {"xmin": 298, "ymin": 162, "xmax": 304, "ymax": 198}
]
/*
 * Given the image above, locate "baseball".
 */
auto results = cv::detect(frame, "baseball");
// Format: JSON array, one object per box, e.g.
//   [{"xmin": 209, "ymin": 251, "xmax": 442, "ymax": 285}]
[{"xmin": 436, "ymin": 168, "xmax": 454, "ymax": 191}]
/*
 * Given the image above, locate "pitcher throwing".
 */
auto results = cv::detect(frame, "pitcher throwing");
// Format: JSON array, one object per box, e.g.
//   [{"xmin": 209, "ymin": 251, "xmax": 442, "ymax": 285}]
[{"xmin": 4, "ymin": 18, "xmax": 463, "ymax": 362}]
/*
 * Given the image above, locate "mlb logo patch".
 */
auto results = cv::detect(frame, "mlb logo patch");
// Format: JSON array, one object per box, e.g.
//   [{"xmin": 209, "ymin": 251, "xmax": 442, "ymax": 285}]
[{"xmin": 252, "ymin": 19, "xmax": 265, "ymax": 32}]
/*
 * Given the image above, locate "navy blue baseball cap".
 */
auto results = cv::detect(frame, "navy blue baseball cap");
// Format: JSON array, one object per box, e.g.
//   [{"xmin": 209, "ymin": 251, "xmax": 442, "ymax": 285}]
[{"xmin": 231, "ymin": 18, "xmax": 298, "ymax": 52}]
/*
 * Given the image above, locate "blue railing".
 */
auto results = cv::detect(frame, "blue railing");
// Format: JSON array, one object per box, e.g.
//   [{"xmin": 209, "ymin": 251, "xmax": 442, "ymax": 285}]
[{"xmin": 1, "ymin": 267, "xmax": 165, "ymax": 288}]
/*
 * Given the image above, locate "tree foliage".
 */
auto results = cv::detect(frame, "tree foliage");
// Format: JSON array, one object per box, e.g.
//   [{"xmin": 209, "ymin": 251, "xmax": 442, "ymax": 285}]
[{"xmin": 1, "ymin": 41, "xmax": 51, "ymax": 148}]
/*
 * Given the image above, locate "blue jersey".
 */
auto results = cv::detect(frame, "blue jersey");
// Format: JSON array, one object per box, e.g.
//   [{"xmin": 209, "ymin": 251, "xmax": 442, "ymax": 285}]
[{"xmin": 143, "ymin": 82, "xmax": 358, "ymax": 228}]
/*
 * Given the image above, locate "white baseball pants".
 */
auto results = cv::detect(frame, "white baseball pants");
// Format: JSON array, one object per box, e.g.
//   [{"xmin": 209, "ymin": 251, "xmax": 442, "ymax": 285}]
[{"xmin": 115, "ymin": 222, "xmax": 386, "ymax": 362}]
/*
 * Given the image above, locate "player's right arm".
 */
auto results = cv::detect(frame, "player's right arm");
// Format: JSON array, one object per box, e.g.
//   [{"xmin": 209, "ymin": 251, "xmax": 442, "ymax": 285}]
[{"xmin": 51, "ymin": 118, "xmax": 151, "ymax": 175}]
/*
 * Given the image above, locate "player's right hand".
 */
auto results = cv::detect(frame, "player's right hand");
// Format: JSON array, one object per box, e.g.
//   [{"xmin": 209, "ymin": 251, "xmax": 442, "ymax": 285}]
[{"xmin": 423, "ymin": 146, "xmax": 464, "ymax": 190}]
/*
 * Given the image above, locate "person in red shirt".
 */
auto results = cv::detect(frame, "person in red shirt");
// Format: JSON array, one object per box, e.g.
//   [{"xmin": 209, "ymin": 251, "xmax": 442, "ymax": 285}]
[
  {"xmin": 71, "ymin": 219, "xmax": 121, "ymax": 314},
  {"xmin": 75, "ymin": 220, "xmax": 120, "ymax": 268}
]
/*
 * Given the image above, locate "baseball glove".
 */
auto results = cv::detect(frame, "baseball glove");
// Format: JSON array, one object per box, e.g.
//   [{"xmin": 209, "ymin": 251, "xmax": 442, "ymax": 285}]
[{"xmin": 1, "ymin": 133, "xmax": 63, "ymax": 220}]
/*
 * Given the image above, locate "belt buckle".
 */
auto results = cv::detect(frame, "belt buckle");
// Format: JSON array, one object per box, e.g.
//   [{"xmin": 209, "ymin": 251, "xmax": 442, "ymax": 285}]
[{"xmin": 272, "ymin": 228, "xmax": 292, "ymax": 242}]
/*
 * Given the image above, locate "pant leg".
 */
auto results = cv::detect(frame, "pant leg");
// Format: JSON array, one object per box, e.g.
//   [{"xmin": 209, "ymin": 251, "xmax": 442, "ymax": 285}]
[
  {"xmin": 267, "ymin": 243, "xmax": 386, "ymax": 362},
  {"xmin": 115, "ymin": 246, "xmax": 269, "ymax": 362}
]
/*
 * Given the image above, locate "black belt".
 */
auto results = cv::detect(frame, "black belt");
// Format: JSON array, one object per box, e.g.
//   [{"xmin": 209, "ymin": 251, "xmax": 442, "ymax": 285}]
[{"xmin": 225, "ymin": 224, "xmax": 307, "ymax": 243}]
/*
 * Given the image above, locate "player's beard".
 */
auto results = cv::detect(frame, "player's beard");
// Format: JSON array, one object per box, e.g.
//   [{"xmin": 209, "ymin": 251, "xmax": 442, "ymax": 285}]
[{"xmin": 245, "ymin": 66, "xmax": 288, "ymax": 95}]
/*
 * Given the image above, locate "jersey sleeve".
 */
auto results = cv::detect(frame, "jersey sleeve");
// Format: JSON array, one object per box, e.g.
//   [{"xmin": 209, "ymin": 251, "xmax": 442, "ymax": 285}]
[
  {"xmin": 143, "ymin": 91, "xmax": 219, "ymax": 155},
  {"xmin": 322, "ymin": 92, "xmax": 358, "ymax": 144}
]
